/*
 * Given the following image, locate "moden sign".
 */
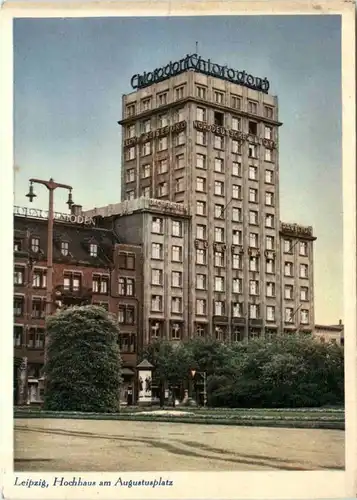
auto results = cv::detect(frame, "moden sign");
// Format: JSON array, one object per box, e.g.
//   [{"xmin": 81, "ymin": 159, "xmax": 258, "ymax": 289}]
[
  {"xmin": 130, "ymin": 53, "xmax": 270, "ymax": 94},
  {"xmin": 14, "ymin": 206, "xmax": 95, "ymax": 226}
]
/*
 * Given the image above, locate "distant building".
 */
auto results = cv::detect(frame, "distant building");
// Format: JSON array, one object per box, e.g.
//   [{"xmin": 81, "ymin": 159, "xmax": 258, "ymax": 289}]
[{"xmin": 314, "ymin": 320, "xmax": 344, "ymax": 346}]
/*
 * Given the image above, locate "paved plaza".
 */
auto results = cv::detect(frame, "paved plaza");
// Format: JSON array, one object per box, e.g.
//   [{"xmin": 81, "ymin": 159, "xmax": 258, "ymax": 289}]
[{"xmin": 14, "ymin": 418, "xmax": 344, "ymax": 472}]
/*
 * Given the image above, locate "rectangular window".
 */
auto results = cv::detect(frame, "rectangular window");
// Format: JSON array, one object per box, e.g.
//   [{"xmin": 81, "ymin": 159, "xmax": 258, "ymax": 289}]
[
  {"xmin": 175, "ymin": 86, "xmax": 185, "ymax": 100},
  {"xmin": 174, "ymin": 107, "xmax": 185, "ymax": 123},
  {"xmin": 175, "ymin": 177, "xmax": 184, "ymax": 193},
  {"xmin": 14, "ymin": 296, "xmax": 24, "ymax": 317},
  {"xmin": 172, "ymin": 220, "xmax": 182, "ymax": 237},
  {"xmin": 249, "ymin": 256, "xmax": 258, "ymax": 272},
  {"xmin": 266, "ymin": 235, "xmax": 274, "ymax": 250},
  {"xmin": 92, "ymin": 275, "xmax": 109, "ymax": 294},
  {"xmin": 196, "ymin": 131, "xmax": 207, "ymax": 146},
  {"xmin": 126, "ymin": 168, "xmax": 135, "ymax": 182},
  {"xmin": 152, "ymin": 217, "xmax": 163, "ymax": 234},
  {"xmin": 172, "ymin": 271, "xmax": 182, "ymax": 288},
  {"xmin": 300, "ymin": 287, "xmax": 309, "ymax": 301},
  {"xmin": 214, "ymin": 135, "xmax": 224, "ymax": 150},
  {"xmin": 214, "ymin": 91, "xmax": 224, "ymax": 104},
  {"xmin": 196, "ymin": 107, "xmax": 206, "ymax": 122},
  {"xmin": 157, "ymin": 92, "xmax": 168, "ymax": 106},
  {"xmin": 248, "ymin": 121, "xmax": 258, "ymax": 135},
  {"xmin": 232, "ymin": 208, "xmax": 242, "ymax": 222},
  {"xmin": 126, "ymin": 190, "xmax": 135, "ymax": 201},
  {"xmin": 232, "ymin": 229, "xmax": 242, "ymax": 245},
  {"xmin": 232, "ymin": 161, "xmax": 242, "ymax": 177},
  {"xmin": 158, "ymin": 182, "xmax": 168, "ymax": 196},
  {"xmin": 118, "ymin": 253, "xmax": 135, "ymax": 270},
  {"xmin": 232, "ymin": 140, "xmax": 241, "ymax": 154},
  {"xmin": 265, "ymin": 214, "xmax": 274, "ymax": 228},
  {"xmin": 196, "ymin": 201, "xmax": 206, "ymax": 216},
  {"xmin": 214, "ymin": 227, "xmax": 224, "ymax": 242},
  {"xmin": 196, "ymin": 274, "xmax": 206, "ymax": 290},
  {"xmin": 215, "ymin": 276, "xmax": 224, "ymax": 292},
  {"xmin": 264, "ymin": 106, "xmax": 274, "ymax": 119},
  {"xmin": 32, "ymin": 269, "xmax": 47, "ymax": 288},
  {"xmin": 196, "ymin": 299, "xmax": 206, "ymax": 315},
  {"xmin": 126, "ymin": 104, "xmax": 135, "ymax": 117},
  {"xmin": 171, "ymin": 297, "xmax": 182, "ymax": 314},
  {"xmin": 196, "ymin": 177, "xmax": 206, "ymax": 192},
  {"xmin": 141, "ymin": 164, "xmax": 150, "ymax": 179},
  {"xmin": 215, "ymin": 204, "xmax": 224, "ymax": 219},
  {"xmin": 14, "ymin": 267, "xmax": 25, "ymax": 285},
  {"xmin": 265, "ymin": 170, "xmax": 273, "ymax": 183},
  {"xmin": 89, "ymin": 243, "xmax": 98, "ymax": 257},
  {"xmin": 285, "ymin": 262, "xmax": 293, "ymax": 276},
  {"xmin": 151, "ymin": 243, "xmax": 163, "ymax": 260},
  {"xmin": 142, "ymin": 119, "xmax": 151, "ymax": 133},
  {"xmin": 232, "ymin": 302, "xmax": 243, "ymax": 318},
  {"xmin": 197, "ymin": 153, "xmax": 206, "ymax": 169},
  {"xmin": 264, "ymin": 126, "xmax": 273, "ymax": 140},
  {"xmin": 175, "ymin": 131, "xmax": 186, "ymax": 146},
  {"xmin": 172, "ymin": 245, "xmax": 183, "ymax": 262},
  {"xmin": 196, "ymin": 249, "xmax": 207, "ymax": 265},
  {"xmin": 248, "ymin": 144, "xmax": 258, "ymax": 158},
  {"xmin": 249, "ymin": 233, "xmax": 258, "ymax": 248},
  {"xmin": 299, "ymin": 241, "xmax": 308, "ymax": 256},
  {"xmin": 196, "ymin": 224, "xmax": 206, "ymax": 240},
  {"xmin": 248, "ymin": 165, "xmax": 258, "ymax": 180},
  {"xmin": 300, "ymin": 309, "xmax": 309, "ymax": 324},
  {"xmin": 158, "ymin": 137, "xmax": 168, "ymax": 151},
  {"xmin": 158, "ymin": 158, "xmax": 168, "ymax": 174},
  {"xmin": 214, "ymin": 181, "xmax": 224, "ymax": 196},
  {"xmin": 231, "ymin": 95, "xmax": 241, "ymax": 109},
  {"xmin": 151, "ymin": 295, "xmax": 163, "ymax": 312},
  {"xmin": 265, "ymin": 192, "xmax": 274, "ymax": 206},
  {"xmin": 125, "ymin": 147, "xmax": 135, "ymax": 161},
  {"xmin": 31, "ymin": 237, "xmax": 40, "ymax": 253},
  {"xmin": 232, "ymin": 117, "xmax": 241, "ymax": 131},
  {"xmin": 249, "ymin": 210, "xmax": 258, "ymax": 225},
  {"xmin": 214, "ymin": 158, "xmax": 224, "ymax": 173},
  {"xmin": 175, "ymin": 154, "xmax": 185, "ymax": 170},
  {"xmin": 151, "ymin": 269, "xmax": 163, "ymax": 286},
  {"xmin": 249, "ymin": 280, "xmax": 259, "ymax": 296},
  {"xmin": 141, "ymin": 98, "xmax": 151, "ymax": 112},
  {"xmin": 232, "ymin": 278, "xmax": 242, "ymax": 294},
  {"xmin": 266, "ymin": 282, "xmax": 275, "ymax": 297},
  {"xmin": 141, "ymin": 142, "xmax": 151, "ymax": 156},
  {"xmin": 265, "ymin": 148, "xmax": 273, "ymax": 162},
  {"xmin": 32, "ymin": 298, "xmax": 45, "ymax": 319},
  {"xmin": 249, "ymin": 188, "xmax": 258, "ymax": 203},
  {"xmin": 266, "ymin": 306, "xmax": 275, "ymax": 321},
  {"xmin": 14, "ymin": 325, "xmax": 23, "ymax": 347},
  {"xmin": 214, "ymin": 300, "xmax": 224, "ymax": 316},
  {"xmin": 284, "ymin": 239, "xmax": 293, "ymax": 253},
  {"xmin": 214, "ymin": 251, "xmax": 224, "ymax": 267},
  {"xmin": 266, "ymin": 258, "xmax": 275, "ymax": 274},
  {"xmin": 232, "ymin": 184, "xmax": 242, "ymax": 199},
  {"xmin": 158, "ymin": 112, "xmax": 168, "ymax": 128},
  {"xmin": 249, "ymin": 304, "xmax": 258, "ymax": 319},
  {"xmin": 285, "ymin": 285, "xmax": 293, "ymax": 300},
  {"xmin": 232, "ymin": 254, "xmax": 242, "ymax": 269},
  {"xmin": 248, "ymin": 100, "xmax": 258, "ymax": 114},
  {"xmin": 300, "ymin": 264, "xmax": 308, "ymax": 278},
  {"xmin": 196, "ymin": 86, "xmax": 207, "ymax": 99}
]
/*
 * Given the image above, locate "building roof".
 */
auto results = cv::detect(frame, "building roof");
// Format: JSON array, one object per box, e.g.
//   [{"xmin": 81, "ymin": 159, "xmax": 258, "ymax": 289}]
[{"xmin": 14, "ymin": 214, "xmax": 120, "ymax": 268}]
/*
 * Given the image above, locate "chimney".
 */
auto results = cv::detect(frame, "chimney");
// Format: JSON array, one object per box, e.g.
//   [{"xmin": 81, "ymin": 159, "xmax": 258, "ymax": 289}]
[
  {"xmin": 339, "ymin": 319, "xmax": 342, "ymax": 326},
  {"xmin": 71, "ymin": 204, "xmax": 82, "ymax": 216}
]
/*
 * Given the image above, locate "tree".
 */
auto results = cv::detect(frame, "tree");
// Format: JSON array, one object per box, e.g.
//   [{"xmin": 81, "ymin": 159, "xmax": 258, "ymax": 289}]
[{"xmin": 43, "ymin": 305, "xmax": 122, "ymax": 412}]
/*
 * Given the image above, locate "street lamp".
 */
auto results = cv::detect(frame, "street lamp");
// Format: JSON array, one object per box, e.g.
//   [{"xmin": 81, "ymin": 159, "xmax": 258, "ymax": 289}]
[
  {"xmin": 26, "ymin": 178, "xmax": 74, "ymax": 367},
  {"xmin": 191, "ymin": 369, "xmax": 207, "ymax": 407}
]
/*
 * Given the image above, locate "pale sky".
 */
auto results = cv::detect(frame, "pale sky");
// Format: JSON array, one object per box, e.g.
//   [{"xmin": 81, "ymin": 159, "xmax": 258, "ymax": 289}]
[{"xmin": 13, "ymin": 15, "xmax": 342, "ymax": 324}]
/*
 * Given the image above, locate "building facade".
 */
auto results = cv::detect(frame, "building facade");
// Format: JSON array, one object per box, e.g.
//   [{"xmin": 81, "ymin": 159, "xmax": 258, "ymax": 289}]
[
  {"xmin": 314, "ymin": 320, "xmax": 344, "ymax": 346},
  {"xmin": 112, "ymin": 55, "xmax": 316, "ymax": 341},
  {"xmin": 13, "ymin": 208, "xmax": 143, "ymax": 404}
]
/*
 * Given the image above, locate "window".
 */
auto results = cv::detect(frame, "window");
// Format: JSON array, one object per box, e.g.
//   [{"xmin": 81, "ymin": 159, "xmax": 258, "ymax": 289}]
[
  {"xmin": 232, "ymin": 302, "xmax": 243, "ymax": 318},
  {"xmin": 174, "ymin": 107, "xmax": 185, "ymax": 123},
  {"xmin": 214, "ymin": 158, "xmax": 224, "ymax": 173},
  {"xmin": 197, "ymin": 153, "xmax": 206, "ymax": 169},
  {"xmin": 266, "ymin": 282, "xmax": 275, "ymax": 297},
  {"xmin": 158, "ymin": 137, "xmax": 168, "ymax": 151},
  {"xmin": 249, "ymin": 188, "xmax": 258, "ymax": 203},
  {"xmin": 249, "ymin": 233, "xmax": 258, "ymax": 248},
  {"xmin": 299, "ymin": 241, "xmax": 308, "ymax": 256},
  {"xmin": 175, "ymin": 131, "xmax": 186, "ymax": 146},
  {"xmin": 151, "ymin": 242, "xmax": 163, "ymax": 260},
  {"xmin": 196, "ymin": 248, "xmax": 207, "ymax": 265},
  {"xmin": 264, "ymin": 106, "xmax": 273, "ymax": 119},
  {"xmin": 196, "ymin": 274, "xmax": 206, "ymax": 290},
  {"xmin": 172, "ymin": 271, "xmax": 182, "ymax": 288},
  {"xmin": 14, "ymin": 325, "xmax": 23, "ymax": 347},
  {"xmin": 126, "ymin": 168, "xmax": 135, "ymax": 182},
  {"xmin": 196, "ymin": 299, "xmax": 206, "ymax": 315},
  {"xmin": 214, "ymin": 135, "xmax": 224, "ymax": 150},
  {"xmin": 266, "ymin": 258, "xmax": 275, "ymax": 274},
  {"xmin": 172, "ymin": 245, "xmax": 182, "ymax": 262},
  {"xmin": 158, "ymin": 158, "xmax": 168, "ymax": 174},
  {"xmin": 215, "ymin": 204, "xmax": 224, "ymax": 219},
  {"xmin": 266, "ymin": 235, "xmax": 274, "ymax": 250},
  {"xmin": 285, "ymin": 262, "xmax": 293, "ymax": 276},
  {"xmin": 32, "ymin": 268, "xmax": 46, "ymax": 288},
  {"xmin": 250, "ymin": 280, "xmax": 259, "ymax": 295},
  {"xmin": 196, "ymin": 201, "xmax": 206, "ymax": 216},
  {"xmin": 214, "ymin": 300, "xmax": 225, "ymax": 316},
  {"xmin": 232, "ymin": 161, "xmax": 242, "ymax": 177},
  {"xmin": 63, "ymin": 272, "xmax": 81, "ymax": 292},
  {"xmin": 300, "ymin": 264, "xmax": 308, "ymax": 278},
  {"xmin": 248, "ymin": 121, "xmax": 258, "ymax": 135},
  {"xmin": 248, "ymin": 100, "xmax": 258, "ymax": 114},
  {"xmin": 141, "ymin": 98, "xmax": 151, "ymax": 112},
  {"xmin": 31, "ymin": 237, "xmax": 40, "ymax": 253},
  {"xmin": 172, "ymin": 220, "xmax": 182, "ymax": 237},
  {"xmin": 248, "ymin": 165, "xmax": 258, "ymax": 180},
  {"xmin": 232, "ymin": 229, "xmax": 242, "ymax": 245},
  {"xmin": 176, "ymin": 154, "xmax": 185, "ymax": 170},
  {"xmin": 232, "ymin": 140, "xmax": 241, "ymax": 154},
  {"xmin": 158, "ymin": 182, "xmax": 168, "ymax": 197},
  {"xmin": 14, "ymin": 296, "xmax": 24, "ymax": 317},
  {"xmin": 118, "ymin": 253, "xmax": 135, "ymax": 270},
  {"xmin": 196, "ymin": 324, "xmax": 206, "ymax": 337},
  {"xmin": 232, "ymin": 208, "xmax": 242, "ymax": 222},
  {"xmin": 118, "ymin": 306, "xmax": 135, "ymax": 325},
  {"xmin": 214, "ymin": 111, "xmax": 224, "ymax": 126},
  {"xmin": 249, "ymin": 304, "xmax": 259, "ymax": 319},
  {"xmin": 158, "ymin": 92, "xmax": 168, "ymax": 106},
  {"xmin": 151, "ymin": 269, "xmax": 163, "ymax": 286},
  {"xmin": 232, "ymin": 117, "xmax": 241, "ymax": 131},
  {"xmin": 172, "ymin": 297, "xmax": 182, "ymax": 314},
  {"xmin": 285, "ymin": 308, "xmax": 294, "ymax": 323},
  {"xmin": 248, "ymin": 144, "xmax": 258, "ymax": 158},
  {"xmin": 175, "ymin": 86, "xmax": 185, "ymax": 100},
  {"xmin": 118, "ymin": 277, "xmax": 134, "ymax": 296},
  {"xmin": 231, "ymin": 95, "xmax": 241, "ymax": 109},
  {"xmin": 32, "ymin": 298, "xmax": 45, "ymax": 319},
  {"xmin": 249, "ymin": 256, "xmax": 258, "ymax": 271},
  {"xmin": 196, "ymin": 131, "xmax": 206, "ymax": 145},
  {"xmin": 126, "ymin": 104, "xmax": 135, "ymax": 117},
  {"xmin": 266, "ymin": 306, "xmax": 275, "ymax": 322},
  {"xmin": 142, "ymin": 141, "xmax": 151, "ymax": 156},
  {"xmin": 265, "ymin": 214, "xmax": 274, "ymax": 228},
  {"xmin": 142, "ymin": 119, "xmax": 151, "ymax": 133},
  {"xmin": 126, "ymin": 190, "xmax": 135, "ymax": 201},
  {"xmin": 196, "ymin": 107, "xmax": 206, "ymax": 121},
  {"xmin": 214, "ymin": 181, "xmax": 224, "ymax": 196},
  {"xmin": 300, "ymin": 287, "xmax": 309, "ymax": 301},
  {"xmin": 249, "ymin": 210, "xmax": 258, "ymax": 225},
  {"xmin": 175, "ymin": 177, "xmax": 184, "ymax": 193},
  {"xmin": 265, "ymin": 148, "xmax": 273, "ymax": 162},
  {"xmin": 89, "ymin": 243, "xmax": 98, "ymax": 257},
  {"xmin": 232, "ymin": 254, "xmax": 242, "ymax": 269},
  {"xmin": 196, "ymin": 224, "xmax": 206, "ymax": 240},
  {"xmin": 14, "ymin": 239, "xmax": 22, "ymax": 252},
  {"xmin": 284, "ymin": 239, "xmax": 293, "ymax": 253},
  {"xmin": 151, "ymin": 295, "xmax": 163, "ymax": 312},
  {"xmin": 125, "ymin": 147, "xmax": 136, "ymax": 161},
  {"xmin": 196, "ymin": 177, "xmax": 206, "ymax": 192},
  {"xmin": 215, "ymin": 227, "xmax": 224, "ymax": 242},
  {"xmin": 265, "ymin": 192, "xmax": 274, "ymax": 206},
  {"xmin": 92, "ymin": 274, "xmax": 109, "ymax": 294},
  {"xmin": 214, "ymin": 251, "xmax": 224, "ymax": 267},
  {"xmin": 285, "ymin": 285, "xmax": 293, "ymax": 299},
  {"xmin": 150, "ymin": 322, "xmax": 161, "ymax": 339},
  {"xmin": 233, "ymin": 278, "xmax": 242, "ymax": 294},
  {"xmin": 232, "ymin": 184, "xmax": 242, "ymax": 199},
  {"xmin": 196, "ymin": 86, "xmax": 207, "ymax": 99},
  {"xmin": 152, "ymin": 217, "xmax": 163, "ymax": 234},
  {"xmin": 265, "ymin": 170, "xmax": 273, "ymax": 184},
  {"xmin": 300, "ymin": 309, "xmax": 309, "ymax": 324},
  {"xmin": 14, "ymin": 267, "xmax": 24, "ymax": 285},
  {"xmin": 28, "ymin": 328, "xmax": 45, "ymax": 349},
  {"xmin": 214, "ymin": 91, "xmax": 224, "ymax": 104},
  {"xmin": 264, "ymin": 126, "xmax": 273, "ymax": 140}
]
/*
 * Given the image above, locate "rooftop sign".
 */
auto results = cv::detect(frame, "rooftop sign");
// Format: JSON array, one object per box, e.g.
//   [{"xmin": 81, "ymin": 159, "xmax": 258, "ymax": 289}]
[
  {"xmin": 131, "ymin": 53, "xmax": 270, "ymax": 94},
  {"xmin": 14, "ymin": 206, "xmax": 95, "ymax": 226},
  {"xmin": 280, "ymin": 222, "xmax": 313, "ymax": 238}
]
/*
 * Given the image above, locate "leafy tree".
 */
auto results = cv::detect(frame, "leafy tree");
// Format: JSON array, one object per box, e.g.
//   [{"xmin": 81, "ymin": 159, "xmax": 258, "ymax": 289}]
[{"xmin": 43, "ymin": 305, "xmax": 122, "ymax": 412}]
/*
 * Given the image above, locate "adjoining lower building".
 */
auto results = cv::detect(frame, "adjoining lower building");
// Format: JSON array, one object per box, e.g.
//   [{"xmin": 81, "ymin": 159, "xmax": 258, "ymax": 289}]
[{"xmin": 314, "ymin": 320, "xmax": 344, "ymax": 346}]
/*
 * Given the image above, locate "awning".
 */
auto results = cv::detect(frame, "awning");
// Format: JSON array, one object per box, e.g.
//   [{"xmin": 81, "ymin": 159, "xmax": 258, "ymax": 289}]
[{"xmin": 122, "ymin": 368, "xmax": 135, "ymax": 376}]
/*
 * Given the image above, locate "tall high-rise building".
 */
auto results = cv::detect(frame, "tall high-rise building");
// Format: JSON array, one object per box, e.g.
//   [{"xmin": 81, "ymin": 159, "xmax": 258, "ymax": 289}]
[{"xmin": 88, "ymin": 53, "xmax": 315, "ymax": 343}]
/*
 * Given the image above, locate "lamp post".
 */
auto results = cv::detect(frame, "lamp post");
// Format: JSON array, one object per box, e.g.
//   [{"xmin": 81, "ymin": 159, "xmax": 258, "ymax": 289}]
[
  {"xmin": 191, "ymin": 369, "xmax": 207, "ymax": 407},
  {"xmin": 26, "ymin": 178, "xmax": 74, "ymax": 367}
]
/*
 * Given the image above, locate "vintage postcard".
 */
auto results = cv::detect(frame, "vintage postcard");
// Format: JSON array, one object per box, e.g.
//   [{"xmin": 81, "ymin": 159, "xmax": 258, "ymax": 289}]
[{"xmin": 0, "ymin": 0, "xmax": 356, "ymax": 499}]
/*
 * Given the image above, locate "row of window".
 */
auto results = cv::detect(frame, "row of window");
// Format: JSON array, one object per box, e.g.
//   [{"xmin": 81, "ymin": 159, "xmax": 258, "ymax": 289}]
[
  {"xmin": 126, "ymin": 160, "xmax": 275, "ymax": 183},
  {"xmin": 125, "ymin": 134, "xmax": 273, "ymax": 161},
  {"xmin": 196, "ymin": 186, "xmax": 274, "ymax": 204},
  {"xmin": 17, "ymin": 237, "xmax": 100, "ymax": 258},
  {"xmin": 126, "ymin": 88, "xmax": 274, "ymax": 118}
]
